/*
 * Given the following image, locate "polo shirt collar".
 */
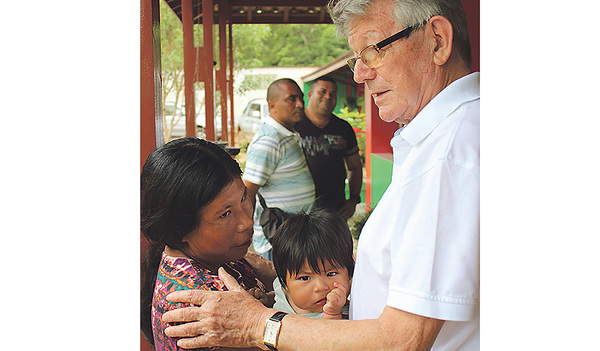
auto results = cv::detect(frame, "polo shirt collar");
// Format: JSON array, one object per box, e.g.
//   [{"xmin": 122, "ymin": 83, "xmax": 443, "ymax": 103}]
[
  {"xmin": 399, "ymin": 72, "xmax": 480, "ymax": 146},
  {"xmin": 265, "ymin": 116, "xmax": 296, "ymax": 137}
]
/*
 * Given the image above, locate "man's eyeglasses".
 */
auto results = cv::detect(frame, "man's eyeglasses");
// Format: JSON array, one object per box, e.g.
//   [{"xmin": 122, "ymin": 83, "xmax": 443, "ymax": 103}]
[{"xmin": 347, "ymin": 21, "xmax": 426, "ymax": 72}]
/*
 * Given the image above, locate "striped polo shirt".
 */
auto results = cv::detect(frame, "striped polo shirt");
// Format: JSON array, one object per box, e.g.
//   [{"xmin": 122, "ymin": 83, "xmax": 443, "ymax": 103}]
[{"xmin": 242, "ymin": 116, "xmax": 315, "ymax": 253}]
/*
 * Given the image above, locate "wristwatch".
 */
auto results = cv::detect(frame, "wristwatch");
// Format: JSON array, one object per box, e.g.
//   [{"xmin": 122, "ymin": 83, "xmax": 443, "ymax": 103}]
[
  {"xmin": 349, "ymin": 194, "xmax": 361, "ymax": 203},
  {"xmin": 263, "ymin": 311, "xmax": 287, "ymax": 350}
]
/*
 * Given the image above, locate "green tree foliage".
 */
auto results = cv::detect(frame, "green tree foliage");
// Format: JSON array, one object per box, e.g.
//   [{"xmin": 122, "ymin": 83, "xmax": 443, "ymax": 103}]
[
  {"xmin": 160, "ymin": 1, "xmax": 184, "ymax": 141},
  {"xmin": 160, "ymin": 1, "xmax": 183, "ymax": 73},
  {"xmin": 261, "ymin": 24, "xmax": 349, "ymax": 66},
  {"xmin": 235, "ymin": 73, "xmax": 278, "ymax": 96},
  {"xmin": 231, "ymin": 25, "xmax": 271, "ymax": 69}
]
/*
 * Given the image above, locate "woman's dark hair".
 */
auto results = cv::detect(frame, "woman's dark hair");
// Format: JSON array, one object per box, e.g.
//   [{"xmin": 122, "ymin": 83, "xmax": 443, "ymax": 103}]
[
  {"xmin": 271, "ymin": 208, "xmax": 355, "ymax": 289},
  {"xmin": 140, "ymin": 137, "xmax": 242, "ymax": 345}
]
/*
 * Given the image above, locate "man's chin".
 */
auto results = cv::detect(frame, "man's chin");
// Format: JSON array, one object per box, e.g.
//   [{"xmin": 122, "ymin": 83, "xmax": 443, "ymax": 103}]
[{"xmin": 378, "ymin": 106, "xmax": 413, "ymax": 125}]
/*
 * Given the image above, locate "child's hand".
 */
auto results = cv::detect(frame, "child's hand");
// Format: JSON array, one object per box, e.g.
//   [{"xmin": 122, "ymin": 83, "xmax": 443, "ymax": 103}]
[{"xmin": 322, "ymin": 282, "xmax": 348, "ymax": 319}]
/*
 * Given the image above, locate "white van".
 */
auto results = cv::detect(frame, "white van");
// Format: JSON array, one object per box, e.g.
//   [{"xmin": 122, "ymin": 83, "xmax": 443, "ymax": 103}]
[{"xmin": 236, "ymin": 99, "xmax": 269, "ymax": 134}]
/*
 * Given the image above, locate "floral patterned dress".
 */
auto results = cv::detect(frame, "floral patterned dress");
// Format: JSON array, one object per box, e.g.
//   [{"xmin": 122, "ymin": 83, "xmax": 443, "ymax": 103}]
[{"xmin": 151, "ymin": 252, "xmax": 267, "ymax": 350}]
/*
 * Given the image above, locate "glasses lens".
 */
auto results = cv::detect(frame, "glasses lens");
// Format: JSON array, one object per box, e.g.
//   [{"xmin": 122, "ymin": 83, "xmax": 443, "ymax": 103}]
[
  {"xmin": 361, "ymin": 46, "xmax": 381, "ymax": 68},
  {"xmin": 347, "ymin": 58, "xmax": 357, "ymax": 71}
]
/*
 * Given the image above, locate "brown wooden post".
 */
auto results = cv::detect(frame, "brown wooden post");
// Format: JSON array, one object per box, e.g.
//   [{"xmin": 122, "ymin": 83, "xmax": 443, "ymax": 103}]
[
  {"xmin": 228, "ymin": 21, "xmax": 235, "ymax": 145},
  {"xmin": 217, "ymin": 0, "xmax": 229, "ymax": 142},
  {"xmin": 140, "ymin": 0, "xmax": 161, "ymax": 349},
  {"xmin": 202, "ymin": 0, "xmax": 215, "ymax": 140},
  {"xmin": 182, "ymin": 0, "xmax": 196, "ymax": 138},
  {"xmin": 140, "ymin": 0, "xmax": 163, "ymax": 168}
]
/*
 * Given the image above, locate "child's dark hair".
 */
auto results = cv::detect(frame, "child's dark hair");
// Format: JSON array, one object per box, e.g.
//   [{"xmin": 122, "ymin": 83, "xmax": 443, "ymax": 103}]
[{"xmin": 271, "ymin": 208, "xmax": 355, "ymax": 289}]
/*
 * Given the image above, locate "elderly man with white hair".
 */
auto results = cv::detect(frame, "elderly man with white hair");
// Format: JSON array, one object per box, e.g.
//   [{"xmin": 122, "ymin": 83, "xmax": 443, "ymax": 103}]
[{"xmin": 161, "ymin": 0, "xmax": 479, "ymax": 349}]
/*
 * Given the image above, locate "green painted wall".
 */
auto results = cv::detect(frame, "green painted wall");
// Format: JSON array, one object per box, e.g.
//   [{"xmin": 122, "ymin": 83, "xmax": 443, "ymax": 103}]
[{"xmin": 371, "ymin": 154, "xmax": 393, "ymax": 206}]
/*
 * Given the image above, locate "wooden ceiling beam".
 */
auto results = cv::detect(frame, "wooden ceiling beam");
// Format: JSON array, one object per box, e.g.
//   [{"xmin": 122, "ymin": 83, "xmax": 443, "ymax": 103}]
[
  {"xmin": 166, "ymin": 1, "xmax": 333, "ymax": 25},
  {"xmin": 230, "ymin": 0, "xmax": 327, "ymax": 6}
]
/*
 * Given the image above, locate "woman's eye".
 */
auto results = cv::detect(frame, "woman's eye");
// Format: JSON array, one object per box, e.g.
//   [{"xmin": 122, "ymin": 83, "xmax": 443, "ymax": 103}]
[{"xmin": 220, "ymin": 210, "xmax": 232, "ymax": 219}]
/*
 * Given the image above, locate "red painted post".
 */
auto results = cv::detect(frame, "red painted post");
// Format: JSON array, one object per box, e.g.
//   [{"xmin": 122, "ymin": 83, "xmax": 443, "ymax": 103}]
[
  {"xmin": 228, "ymin": 22, "xmax": 235, "ymax": 145},
  {"xmin": 140, "ymin": 1, "xmax": 160, "ymax": 349},
  {"xmin": 203, "ymin": 0, "xmax": 215, "ymax": 140},
  {"xmin": 218, "ymin": 0, "xmax": 229, "ymax": 142},
  {"xmin": 182, "ymin": 0, "xmax": 196, "ymax": 138},
  {"xmin": 364, "ymin": 84, "xmax": 374, "ymax": 208}
]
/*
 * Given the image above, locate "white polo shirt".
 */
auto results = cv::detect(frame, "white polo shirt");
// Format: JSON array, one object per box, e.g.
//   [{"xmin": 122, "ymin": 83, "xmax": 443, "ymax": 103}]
[{"xmin": 350, "ymin": 73, "xmax": 480, "ymax": 350}]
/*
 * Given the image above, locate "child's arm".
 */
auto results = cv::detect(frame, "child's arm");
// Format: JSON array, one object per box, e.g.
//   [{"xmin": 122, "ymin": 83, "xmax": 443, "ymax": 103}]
[{"xmin": 322, "ymin": 282, "xmax": 348, "ymax": 320}]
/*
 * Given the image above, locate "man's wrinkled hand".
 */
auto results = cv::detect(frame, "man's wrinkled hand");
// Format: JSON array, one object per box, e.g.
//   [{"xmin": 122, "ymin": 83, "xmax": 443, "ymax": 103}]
[{"xmin": 162, "ymin": 267, "xmax": 274, "ymax": 349}]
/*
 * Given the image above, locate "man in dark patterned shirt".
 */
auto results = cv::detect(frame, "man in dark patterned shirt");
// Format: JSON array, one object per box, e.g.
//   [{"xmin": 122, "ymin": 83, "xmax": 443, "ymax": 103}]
[{"xmin": 295, "ymin": 76, "xmax": 363, "ymax": 219}]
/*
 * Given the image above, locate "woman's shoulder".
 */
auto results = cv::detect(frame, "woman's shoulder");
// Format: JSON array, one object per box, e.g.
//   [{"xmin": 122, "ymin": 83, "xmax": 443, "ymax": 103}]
[
  {"xmin": 156, "ymin": 255, "xmax": 268, "ymax": 296},
  {"xmin": 158, "ymin": 253, "xmax": 225, "ymax": 291}
]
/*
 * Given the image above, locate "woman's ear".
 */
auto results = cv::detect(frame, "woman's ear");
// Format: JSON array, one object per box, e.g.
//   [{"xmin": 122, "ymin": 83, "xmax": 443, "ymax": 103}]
[
  {"xmin": 180, "ymin": 232, "xmax": 191, "ymax": 244},
  {"xmin": 429, "ymin": 15, "xmax": 454, "ymax": 66},
  {"xmin": 178, "ymin": 231, "xmax": 194, "ymax": 252}
]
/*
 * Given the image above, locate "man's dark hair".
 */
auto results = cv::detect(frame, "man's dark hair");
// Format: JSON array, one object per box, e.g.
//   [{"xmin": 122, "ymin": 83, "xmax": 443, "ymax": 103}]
[
  {"xmin": 271, "ymin": 208, "xmax": 355, "ymax": 289},
  {"xmin": 310, "ymin": 76, "xmax": 337, "ymax": 90},
  {"xmin": 266, "ymin": 78, "xmax": 300, "ymax": 103}
]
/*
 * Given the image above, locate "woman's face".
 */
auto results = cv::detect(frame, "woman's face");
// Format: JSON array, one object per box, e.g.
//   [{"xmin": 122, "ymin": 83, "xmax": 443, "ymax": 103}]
[{"xmin": 181, "ymin": 177, "xmax": 254, "ymax": 272}]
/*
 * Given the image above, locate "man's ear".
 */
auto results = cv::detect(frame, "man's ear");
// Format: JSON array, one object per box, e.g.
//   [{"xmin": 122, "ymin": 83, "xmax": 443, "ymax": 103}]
[
  {"xmin": 429, "ymin": 15, "xmax": 454, "ymax": 66},
  {"xmin": 268, "ymin": 100, "xmax": 276, "ymax": 114}
]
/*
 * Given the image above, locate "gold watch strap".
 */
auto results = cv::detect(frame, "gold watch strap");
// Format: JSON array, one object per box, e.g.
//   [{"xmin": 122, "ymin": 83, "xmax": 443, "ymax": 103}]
[{"xmin": 264, "ymin": 311, "xmax": 287, "ymax": 350}]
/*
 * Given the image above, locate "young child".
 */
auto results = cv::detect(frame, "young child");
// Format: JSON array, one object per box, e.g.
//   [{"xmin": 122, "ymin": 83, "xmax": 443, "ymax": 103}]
[{"xmin": 271, "ymin": 208, "xmax": 354, "ymax": 319}]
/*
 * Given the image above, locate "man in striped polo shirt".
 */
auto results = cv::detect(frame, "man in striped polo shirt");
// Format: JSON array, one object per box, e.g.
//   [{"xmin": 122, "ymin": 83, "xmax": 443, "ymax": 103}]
[{"xmin": 242, "ymin": 78, "xmax": 315, "ymax": 261}]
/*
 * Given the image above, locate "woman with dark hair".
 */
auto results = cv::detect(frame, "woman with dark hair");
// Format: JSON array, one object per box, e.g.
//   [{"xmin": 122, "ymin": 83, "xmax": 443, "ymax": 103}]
[{"xmin": 141, "ymin": 137, "xmax": 270, "ymax": 351}]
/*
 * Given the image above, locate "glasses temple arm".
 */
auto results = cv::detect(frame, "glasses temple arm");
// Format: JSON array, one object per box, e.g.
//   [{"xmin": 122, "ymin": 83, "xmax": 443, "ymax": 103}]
[{"xmin": 375, "ymin": 20, "xmax": 428, "ymax": 50}]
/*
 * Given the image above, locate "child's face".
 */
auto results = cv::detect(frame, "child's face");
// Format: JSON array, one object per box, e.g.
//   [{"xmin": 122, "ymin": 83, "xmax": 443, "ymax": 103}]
[{"xmin": 284, "ymin": 259, "xmax": 351, "ymax": 314}]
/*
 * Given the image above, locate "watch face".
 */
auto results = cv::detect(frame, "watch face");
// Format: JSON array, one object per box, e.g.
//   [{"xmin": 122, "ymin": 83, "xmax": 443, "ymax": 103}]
[{"xmin": 264, "ymin": 319, "xmax": 280, "ymax": 345}]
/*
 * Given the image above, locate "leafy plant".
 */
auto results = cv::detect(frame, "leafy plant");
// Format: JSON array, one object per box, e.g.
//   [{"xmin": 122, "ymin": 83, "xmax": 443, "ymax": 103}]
[
  {"xmin": 348, "ymin": 206, "xmax": 374, "ymax": 241},
  {"xmin": 337, "ymin": 107, "xmax": 366, "ymax": 165}
]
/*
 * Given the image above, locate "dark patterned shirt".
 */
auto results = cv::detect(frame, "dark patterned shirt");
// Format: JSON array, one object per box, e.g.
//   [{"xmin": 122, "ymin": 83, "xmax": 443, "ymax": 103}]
[
  {"xmin": 151, "ymin": 252, "xmax": 267, "ymax": 350},
  {"xmin": 295, "ymin": 114, "xmax": 359, "ymax": 210}
]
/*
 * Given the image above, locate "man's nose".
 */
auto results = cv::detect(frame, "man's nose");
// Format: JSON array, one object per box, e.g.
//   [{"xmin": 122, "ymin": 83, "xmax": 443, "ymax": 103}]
[{"xmin": 353, "ymin": 59, "xmax": 376, "ymax": 84}]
